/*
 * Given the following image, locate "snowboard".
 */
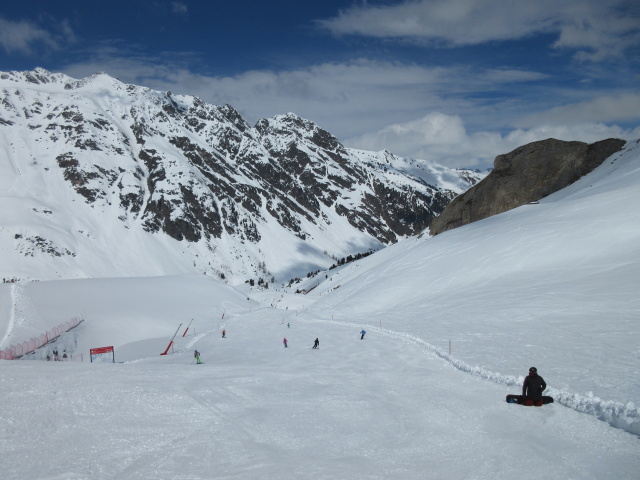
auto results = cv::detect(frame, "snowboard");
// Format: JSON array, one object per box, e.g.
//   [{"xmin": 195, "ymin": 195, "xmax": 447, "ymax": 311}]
[{"xmin": 506, "ymin": 394, "xmax": 554, "ymax": 406}]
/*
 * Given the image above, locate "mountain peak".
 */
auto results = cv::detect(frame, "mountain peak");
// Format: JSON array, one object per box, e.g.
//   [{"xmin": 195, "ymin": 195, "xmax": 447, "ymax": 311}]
[
  {"xmin": 1, "ymin": 67, "xmax": 69, "ymax": 86},
  {"xmin": 0, "ymin": 69, "xmax": 485, "ymax": 283}
]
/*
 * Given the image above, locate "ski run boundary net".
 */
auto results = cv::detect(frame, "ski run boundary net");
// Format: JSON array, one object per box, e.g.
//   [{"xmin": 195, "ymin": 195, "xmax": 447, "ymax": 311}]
[{"xmin": 0, "ymin": 317, "xmax": 83, "ymax": 360}]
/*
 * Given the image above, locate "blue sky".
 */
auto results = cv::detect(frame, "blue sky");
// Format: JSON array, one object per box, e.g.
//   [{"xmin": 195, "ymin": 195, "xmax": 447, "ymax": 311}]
[{"xmin": 1, "ymin": 0, "xmax": 639, "ymax": 168}]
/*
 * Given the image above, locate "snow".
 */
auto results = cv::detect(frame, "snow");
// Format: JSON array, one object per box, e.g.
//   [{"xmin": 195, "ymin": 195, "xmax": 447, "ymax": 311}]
[
  {"xmin": 1, "ymin": 140, "xmax": 640, "ymax": 479},
  {"xmin": 1, "ymin": 69, "xmax": 484, "ymax": 286}
]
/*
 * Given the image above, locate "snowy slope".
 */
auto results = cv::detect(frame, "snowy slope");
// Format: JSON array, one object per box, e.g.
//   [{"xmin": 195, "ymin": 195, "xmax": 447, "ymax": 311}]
[
  {"xmin": 0, "ymin": 68, "xmax": 484, "ymax": 285},
  {"xmin": 304, "ymin": 138, "xmax": 640, "ymax": 413},
  {"xmin": 1, "ymin": 306, "xmax": 639, "ymax": 480},
  {"xmin": 0, "ymin": 140, "xmax": 638, "ymax": 479}
]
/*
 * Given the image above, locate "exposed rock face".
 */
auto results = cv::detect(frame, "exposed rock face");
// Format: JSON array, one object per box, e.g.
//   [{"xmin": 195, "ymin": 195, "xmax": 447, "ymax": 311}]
[
  {"xmin": 0, "ymin": 68, "xmax": 485, "ymax": 282},
  {"xmin": 429, "ymin": 138, "xmax": 626, "ymax": 236}
]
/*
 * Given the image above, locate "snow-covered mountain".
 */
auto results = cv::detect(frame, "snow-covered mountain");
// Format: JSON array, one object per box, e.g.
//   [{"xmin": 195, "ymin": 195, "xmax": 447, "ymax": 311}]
[
  {"xmin": 0, "ymin": 68, "xmax": 484, "ymax": 284},
  {"xmin": 1, "ymin": 138, "xmax": 638, "ymax": 479}
]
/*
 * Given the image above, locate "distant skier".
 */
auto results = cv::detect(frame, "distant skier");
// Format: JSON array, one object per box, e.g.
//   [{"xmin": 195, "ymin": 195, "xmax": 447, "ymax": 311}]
[
  {"xmin": 194, "ymin": 350, "xmax": 202, "ymax": 364},
  {"xmin": 522, "ymin": 367, "xmax": 546, "ymax": 406},
  {"xmin": 360, "ymin": 329, "xmax": 366, "ymax": 340},
  {"xmin": 287, "ymin": 322, "xmax": 290, "ymax": 328},
  {"xmin": 283, "ymin": 337, "xmax": 288, "ymax": 348},
  {"xmin": 313, "ymin": 338, "xmax": 319, "ymax": 349},
  {"xmin": 222, "ymin": 329, "xmax": 226, "ymax": 338}
]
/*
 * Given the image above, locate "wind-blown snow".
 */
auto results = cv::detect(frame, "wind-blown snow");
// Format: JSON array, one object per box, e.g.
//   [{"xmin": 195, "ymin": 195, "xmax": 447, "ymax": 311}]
[{"xmin": 1, "ymin": 141, "xmax": 639, "ymax": 479}]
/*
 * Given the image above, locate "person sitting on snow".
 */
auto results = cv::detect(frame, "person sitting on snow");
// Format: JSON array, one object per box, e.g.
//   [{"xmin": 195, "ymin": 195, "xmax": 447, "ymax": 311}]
[{"xmin": 522, "ymin": 367, "xmax": 546, "ymax": 405}]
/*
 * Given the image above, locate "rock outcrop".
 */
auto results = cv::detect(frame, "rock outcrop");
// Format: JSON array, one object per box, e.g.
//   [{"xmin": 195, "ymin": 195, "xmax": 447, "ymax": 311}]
[{"xmin": 429, "ymin": 138, "xmax": 626, "ymax": 236}]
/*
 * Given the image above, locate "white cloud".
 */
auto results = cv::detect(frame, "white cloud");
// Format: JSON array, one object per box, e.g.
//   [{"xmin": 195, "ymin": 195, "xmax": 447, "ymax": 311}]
[
  {"xmin": 552, "ymin": 14, "xmax": 640, "ymax": 61},
  {"xmin": 63, "ymin": 53, "xmax": 549, "ymax": 138},
  {"xmin": 518, "ymin": 93, "xmax": 640, "ymax": 127},
  {"xmin": 0, "ymin": 17, "xmax": 56, "ymax": 54},
  {"xmin": 318, "ymin": 0, "xmax": 639, "ymax": 61},
  {"xmin": 60, "ymin": 51, "xmax": 639, "ymax": 170},
  {"xmin": 63, "ymin": 56, "xmax": 454, "ymax": 133},
  {"xmin": 319, "ymin": 0, "xmax": 556, "ymax": 44},
  {"xmin": 344, "ymin": 112, "xmax": 640, "ymax": 169},
  {"xmin": 0, "ymin": 16, "xmax": 74, "ymax": 55},
  {"xmin": 172, "ymin": 2, "xmax": 188, "ymax": 15}
]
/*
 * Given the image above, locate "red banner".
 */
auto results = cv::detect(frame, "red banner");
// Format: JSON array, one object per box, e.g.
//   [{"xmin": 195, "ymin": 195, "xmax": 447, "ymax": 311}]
[{"xmin": 90, "ymin": 346, "xmax": 114, "ymax": 355}]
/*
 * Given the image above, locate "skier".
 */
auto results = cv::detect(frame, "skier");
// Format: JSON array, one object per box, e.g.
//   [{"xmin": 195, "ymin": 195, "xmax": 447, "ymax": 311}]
[
  {"xmin": 283, "ymin": 337, "xmax": 288, "ymax": 348},
  {"xmin": 287, "ymin": 322, "xmax": 290, "ymax": 328},
  {"xmin": 313, "ymin": 338, "xmax": 319, "ymax": 349},
  {"xmin": 522, "ymin": 367, "xmax": 546, "ymax": 406},
  {"xmin": 360, "ymin": 329, "xmax": 366, "ymax": 340},
  {"xmin": 222, "ymin": 329, "xmax": 226, "ymax": 338},
  {"xmin": 194, "ymin": 350, "xmax": 202, "ymax": 364}
]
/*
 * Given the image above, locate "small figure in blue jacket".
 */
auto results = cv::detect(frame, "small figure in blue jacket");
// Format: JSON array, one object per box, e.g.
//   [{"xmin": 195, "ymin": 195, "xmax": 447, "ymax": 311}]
[{"xmin": 360, "ymin": 329, "xmax": 366, "ymax": 340}]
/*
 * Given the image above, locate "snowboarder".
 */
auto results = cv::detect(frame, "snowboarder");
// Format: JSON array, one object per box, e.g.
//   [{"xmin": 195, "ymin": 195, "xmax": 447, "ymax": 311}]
[
  {"xmin": 522, "ymin": 367, "xmax": 546, "ymax": 406},
  {"xmin": 313, "ymin": 338, "xmax": 319, "ymax": 349},
  {"xmin": 360, "ymin": 329, "xmax": 366, "ymax": 340},
  {"xmin": 194, "ymin": 350, "xmax": 202, "ymax": 364},
  {"xmin": 222, "ymin": 329, "xmax": 226, "ymax": 338},
  {"xmin": 283, "ymin": 337, "xmax": 288, "ymax": 348}
]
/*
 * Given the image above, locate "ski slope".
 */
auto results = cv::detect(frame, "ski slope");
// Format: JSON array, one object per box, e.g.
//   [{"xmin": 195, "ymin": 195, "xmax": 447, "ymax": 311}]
[
  {"xmin": 1, "ymin": 299, "xmax": 639, "ymax": 480},
  {"xmin": 1, "ymin": 140, "xmax": 640, "ymax": 479}
]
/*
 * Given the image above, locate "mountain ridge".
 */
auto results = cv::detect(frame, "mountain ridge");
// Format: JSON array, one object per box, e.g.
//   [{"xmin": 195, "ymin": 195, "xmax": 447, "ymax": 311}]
[{"xmin": 0, "ymin": 68, "xmax": 484, "ymax": 284}]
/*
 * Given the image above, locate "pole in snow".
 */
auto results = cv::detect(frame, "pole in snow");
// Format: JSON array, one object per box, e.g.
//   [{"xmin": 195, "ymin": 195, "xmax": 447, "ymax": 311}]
[
  {"xmin": 182, "ymin": 319, "xmax": 193, "ymax": 337},
  {"xmin": 160, "ymin": 323, "xmax": 183, "ymax": 355}
]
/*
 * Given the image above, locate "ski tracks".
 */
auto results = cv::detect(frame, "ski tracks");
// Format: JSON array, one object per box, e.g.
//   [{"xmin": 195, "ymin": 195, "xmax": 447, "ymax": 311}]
[
  {"xmin": 0, "ymin": 283, "xmax": 18, "ymax": 347},
  {"xmin": 299, "ymin": 315, "xmax": 640, "ymax": 437}
]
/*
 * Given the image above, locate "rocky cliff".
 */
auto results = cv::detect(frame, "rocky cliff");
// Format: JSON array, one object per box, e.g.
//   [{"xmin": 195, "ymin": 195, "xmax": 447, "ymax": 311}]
[
  {"xmin": 429, "ymin": 138, "xmax": 626, "ymax": 236},
  {"xmin": 0, "ymin": 68, "xmax": 484, "ymax": 283}
]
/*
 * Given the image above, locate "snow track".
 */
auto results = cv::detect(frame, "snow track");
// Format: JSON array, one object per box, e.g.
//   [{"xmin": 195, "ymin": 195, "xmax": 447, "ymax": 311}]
[
  {"xmin": 300, "ymin": 316, "xmax": 640, "ymax": 437},
  {"xmin": 0, "ymin": 283, "xmax": 19, "ymax": 347},
  {"xmin": 2, "ymin": 283, "xmax": 640, "ymax": 479}
]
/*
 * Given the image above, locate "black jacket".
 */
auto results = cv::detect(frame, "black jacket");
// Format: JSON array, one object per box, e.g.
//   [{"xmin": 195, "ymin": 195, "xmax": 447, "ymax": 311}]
[{"xmin": 522, "ymin": 373, "xmax": 546, "ymax": 399}]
